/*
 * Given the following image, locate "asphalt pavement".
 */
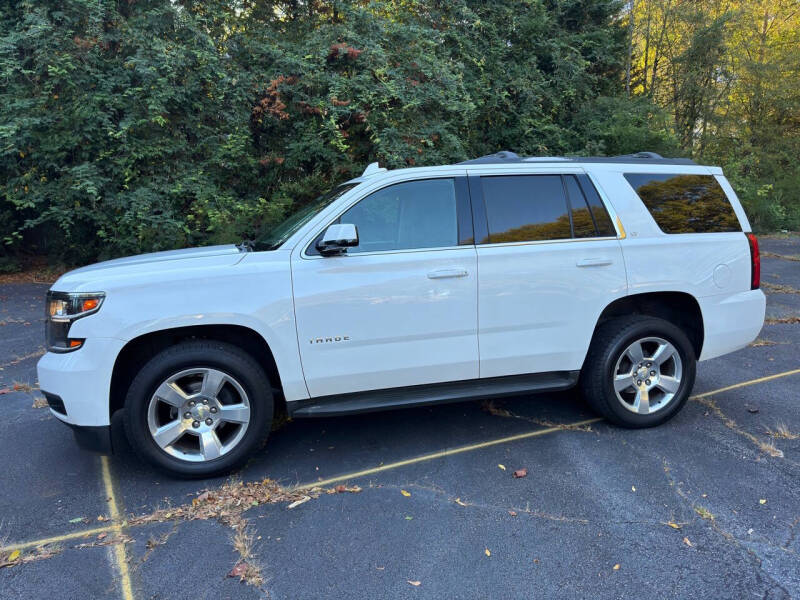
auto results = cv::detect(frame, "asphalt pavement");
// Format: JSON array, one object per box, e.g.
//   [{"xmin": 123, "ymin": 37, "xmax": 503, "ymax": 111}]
[{"xmin": 1, "ymin": 236, "xmax": 798, "ymax": 599}]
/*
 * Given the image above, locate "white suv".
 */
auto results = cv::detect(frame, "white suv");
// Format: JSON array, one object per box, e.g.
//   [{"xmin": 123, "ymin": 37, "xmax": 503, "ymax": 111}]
[{"xmin": 37, "ymin": 151, "xmax": 766, "ymax": 477}]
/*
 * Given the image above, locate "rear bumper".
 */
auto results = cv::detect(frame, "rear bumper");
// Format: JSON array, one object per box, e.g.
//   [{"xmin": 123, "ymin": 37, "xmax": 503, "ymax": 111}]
[{"xmin": 699, "ymin": 289, "xmax": 766, "ymax": 360}]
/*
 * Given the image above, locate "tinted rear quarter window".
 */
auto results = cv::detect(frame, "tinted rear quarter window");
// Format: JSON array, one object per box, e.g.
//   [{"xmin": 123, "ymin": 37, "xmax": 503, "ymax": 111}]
[
  {"xmin": 481, "ymin": 175, "xmax": 571, "ymax": 243},
  {"xmin": 624, "ymin": 173, "xmax": 740, "ymax": 233}
]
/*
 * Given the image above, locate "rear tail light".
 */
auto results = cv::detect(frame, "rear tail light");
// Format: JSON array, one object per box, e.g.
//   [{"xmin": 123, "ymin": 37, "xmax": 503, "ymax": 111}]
[{"xmin": 746, "ymin": 233, "xmax": 760, "ymax": 290}]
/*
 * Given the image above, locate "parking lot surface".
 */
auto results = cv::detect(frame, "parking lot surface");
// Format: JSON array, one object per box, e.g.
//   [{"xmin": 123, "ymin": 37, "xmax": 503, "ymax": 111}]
[{"xmin": 1, "ymin": 236, "xmax": 799, "ymax": 599}]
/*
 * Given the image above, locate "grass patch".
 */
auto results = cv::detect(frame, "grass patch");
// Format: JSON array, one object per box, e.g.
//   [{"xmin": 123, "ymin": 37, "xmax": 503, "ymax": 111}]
[{"xmin": 765, "ymin": 423, "xmax": 800, "ymax": 440}]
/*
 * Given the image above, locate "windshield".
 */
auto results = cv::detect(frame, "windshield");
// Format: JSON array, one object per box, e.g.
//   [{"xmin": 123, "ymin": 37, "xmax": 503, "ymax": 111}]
[{"xmin": 253, "ymin": 183, "xmax": 360, "ymax": 251}]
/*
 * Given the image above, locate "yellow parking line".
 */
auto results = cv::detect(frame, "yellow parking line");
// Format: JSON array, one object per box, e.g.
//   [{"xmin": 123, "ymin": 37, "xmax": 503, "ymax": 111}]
[
  {"xmin": 1, "ymin": 525, "xmax": 117, "ymax": 552},
  {"xmin": 293, "ymin": 418, "xmax": 602, "ymax": 491},
  {"xmin": 691, "ymin": 367, "xmax": 800, "ymax": 400},
  {"xmin": 296, "ymin": 366, "xmax": 800, "ymax": 490},
  {"xmin": 101, "ymin": 456, "xmax": 135, "ymax": 600},
  {"xmin": 5, "ymin": 367, "xmax": 800, "ymax": 565}
]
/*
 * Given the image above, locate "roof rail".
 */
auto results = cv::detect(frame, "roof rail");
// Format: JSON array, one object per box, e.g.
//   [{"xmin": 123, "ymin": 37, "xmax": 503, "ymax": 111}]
[
  {"xmin": 459, "ymin": 151, "xmax": 521, "ymax": 165},
  {"xmin": 461, "ymin": 150, "xmax": 695, "ymax": 166},
  {"xmin": 362, "ymin": 162, "xmax": 387, "ymax": 177}
]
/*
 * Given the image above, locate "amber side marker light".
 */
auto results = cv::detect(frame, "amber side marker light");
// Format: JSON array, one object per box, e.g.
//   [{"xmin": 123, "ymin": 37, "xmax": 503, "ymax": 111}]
[
  {"xmin": 68, "ymin": 339, "xmax": 84, "ymax": 348},
  {"xmin": 81, "ymin": 298, "xmax": 100, "ymax": 312}
]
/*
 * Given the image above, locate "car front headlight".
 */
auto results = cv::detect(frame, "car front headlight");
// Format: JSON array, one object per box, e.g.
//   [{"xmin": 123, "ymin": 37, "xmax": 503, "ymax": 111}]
[{"xmin": 45, "ymin": 291, "xmax": 105, "ymax": 352}]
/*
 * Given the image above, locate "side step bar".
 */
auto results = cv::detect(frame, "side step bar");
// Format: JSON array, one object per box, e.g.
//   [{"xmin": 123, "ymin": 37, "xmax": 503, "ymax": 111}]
[{"xmin": 288, "ymin": 371, "xmax": 580, "ymax": 418}]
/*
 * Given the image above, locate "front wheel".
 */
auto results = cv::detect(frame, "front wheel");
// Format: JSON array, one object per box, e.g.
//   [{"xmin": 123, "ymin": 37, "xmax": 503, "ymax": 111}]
[
  {"xmin": 580, "ymin": 316, "xmax": 696, "ymax": 428},
  {"xmin": 123, "ymin": 340, "xmax": 273, "ymax": 478}
]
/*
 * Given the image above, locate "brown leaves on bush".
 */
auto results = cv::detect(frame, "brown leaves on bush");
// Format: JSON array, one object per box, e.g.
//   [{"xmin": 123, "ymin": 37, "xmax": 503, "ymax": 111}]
[{"xmin": 328, "ymin": 43, "xmax": 363, "ymax": 61}]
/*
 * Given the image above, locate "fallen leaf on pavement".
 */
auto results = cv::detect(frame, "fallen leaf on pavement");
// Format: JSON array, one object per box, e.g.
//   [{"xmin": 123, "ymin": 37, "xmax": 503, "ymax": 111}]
[
  {"xmin": 666, "ymin": 522, "xmax": 681, "ymax": 529},
  {"xmin": 759, "ymin": 499, "xmax": 767, "ymax": 505},
  {"xmin": 97, "ymin": 533, "xmax": 107, "ymax": 541},
  {"xmin": 683, "ymin": 537, "xmax": 693, "ymax": 547},
  {"xmin": 287, "ymin": 495, "xmax": 311, "ymax": 509},
  {"xmin": 228, "ymin": 562, "xmax": 250, "ymax": 579},
  {"xmin": 68, "ymin": 517, "xmax": 84, "ymax": 524},
  {"xmin": 613, "ymin": 564, "xmax": 620, "ymax": 570},
  {"xmin": 485, "ymin": 548, "xmax": 491, "ymax": 557},
  {"xmin": 408, "ymin": 580, "xmax": 421, "ymax": 586},
  {"xmin": 513, "ymin": 468, "xmax": 527, "ymax": 479},
  {"xmin": 454, "ymin": 497, "xmax": 468, "ymax": 507},
  {"xmin": 497, "ymin": 464, "xmax": 506, "ymax": 471},
  {"xmin": 508, "ymin": 510, "xmax": 518, "ymax": 517},
  {"xmin": 631, "ymin": 485, "xmax": 636, "ymax": 492},
  {"xmin": 401, "ymin": 490, "xmax": 411, "ymax": 497},
  {"xmin": 8, "ymin": 550, "xmax": 20, "ymax": 562}
]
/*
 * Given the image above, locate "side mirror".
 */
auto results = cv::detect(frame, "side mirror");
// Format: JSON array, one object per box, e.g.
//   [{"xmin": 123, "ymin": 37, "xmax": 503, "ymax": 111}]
[{"xmin": 316, "ymin": 223, "xmax": 359, "ymax": 256}]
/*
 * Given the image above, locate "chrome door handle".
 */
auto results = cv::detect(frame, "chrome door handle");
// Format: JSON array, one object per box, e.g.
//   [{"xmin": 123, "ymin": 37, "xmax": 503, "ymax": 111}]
[
  {"xmin": 427, "ymin": 268, "xmax": 468, "ymax": 279},
  {"xmin": 576, "ymin": 257, "xmax": 612, "ymax": 267}
]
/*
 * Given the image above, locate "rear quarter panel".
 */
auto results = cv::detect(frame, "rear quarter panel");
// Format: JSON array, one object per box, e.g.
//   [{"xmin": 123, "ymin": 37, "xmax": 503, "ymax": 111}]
[{"xmin": 590, "ymin": 167, "xmax": 764, "ymax": 360}]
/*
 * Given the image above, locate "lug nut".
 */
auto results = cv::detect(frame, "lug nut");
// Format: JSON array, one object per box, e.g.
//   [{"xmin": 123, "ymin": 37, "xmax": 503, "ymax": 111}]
[
  {"xmin": 205, "ymin": 418, "xmax": 213, "ymax": 425},
  {"xmin": 184, "ymin": 412, "xmax": 191, "ymax": 419},
  {"xmin": 645, "ymin": 379, "xmax": 651, "ymax": 385},
  {"xmin": 647, "ymin": 363, "xmax": 652, "ymax": 367},
  {"xmin": 650, "ymin": 370, "xmax": 656, "ymax": 376},
  {"xmin": 210, "ymin": 407, "xmax": 217, "ymax": 414},
  {"xmin": 188, "ymin": 401, "xmax": 195, "ymax": 407},
  {"xmin": 202, "ymin": 399, "xmax": 208, "ymax": 405},
  {"xmin": 192, "ymin": 420, "xmax": 200, "ymax": 428},
  {"xmin": 637, "ymin": 380, "xmax": 642, "ymax": 385}
]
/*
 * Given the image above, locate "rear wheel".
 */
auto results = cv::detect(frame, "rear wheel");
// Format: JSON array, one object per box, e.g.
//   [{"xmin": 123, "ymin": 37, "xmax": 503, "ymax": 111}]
[
  {"xmin": 123, "ymin": 340, "xmax": 273, "ymax": 478},
  {"xmin": 580, "ymin": 316, "xmax": 696, "ymax": 427}
]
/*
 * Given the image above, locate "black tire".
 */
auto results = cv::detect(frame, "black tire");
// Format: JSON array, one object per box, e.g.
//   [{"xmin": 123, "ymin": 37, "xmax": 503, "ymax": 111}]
[
  {"xmin": 580, "ymin": 316, "xmax": 696, "ymax": 428},
  {"xmin": 123, "ymin": 340, "xmax": 273, "ymax": 478}
]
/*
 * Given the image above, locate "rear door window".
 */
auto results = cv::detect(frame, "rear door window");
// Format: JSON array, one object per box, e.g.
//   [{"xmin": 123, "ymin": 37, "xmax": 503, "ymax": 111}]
[
  {"xmin": 480, "ymin": 175, "xmax": 571, "ymax": 243},
  {"xmin": 624, "ymin": 173, "xmax": 740, "ymax": 233}
]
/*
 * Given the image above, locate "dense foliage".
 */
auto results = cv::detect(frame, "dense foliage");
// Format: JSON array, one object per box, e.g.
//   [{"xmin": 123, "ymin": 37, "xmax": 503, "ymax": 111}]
[{"xmin": 0, "ymin": 0, "xmax": 796, "ymax": 268}]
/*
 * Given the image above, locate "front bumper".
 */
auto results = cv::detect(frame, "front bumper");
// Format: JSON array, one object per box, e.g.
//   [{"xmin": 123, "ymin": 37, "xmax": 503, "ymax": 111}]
[{"xmin": 37, "ymin": 337, "xmax": 126, "ymax": 427}]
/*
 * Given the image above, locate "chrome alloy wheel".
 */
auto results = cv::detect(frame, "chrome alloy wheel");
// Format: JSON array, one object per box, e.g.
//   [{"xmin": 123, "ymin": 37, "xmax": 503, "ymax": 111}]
[
  {"xmin": 146, "ymin": 368, "xmax": 251, "ymax": 462},
  {"xmin": 612, "ymin": 337, "xmax": 683, "ymax": 415}
]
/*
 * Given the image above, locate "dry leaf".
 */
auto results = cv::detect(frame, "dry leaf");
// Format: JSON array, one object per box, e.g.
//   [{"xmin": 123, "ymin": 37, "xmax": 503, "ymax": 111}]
[
  {"xmin": 97, "ymin": 533, "xmax": 107, "ymax": 541},
  {"xmin": 287, "ymin": 495, "xmax": 311, "ymax": 509},
  {"xmin": 401, "ymin": 490, "xmax": 411, "ymax": 497},
  {"xmin": 508, "ymin": 510, "xmax": 518, "ymax": 517},
  {"xmin": 97, "ymin": 515, "xmax": 106, "ymax": 522},
  {"xmin": 613, "ymin": 564, "xmax": 620, "ymax": 570},
  {"xmin": 513, "ymin": 468, "xmax": 528, "ymax": 479},
  {"xmin": 631, "ymin": 486, "xmax": 636, "ymax": 492},
  {"xmin": 8, "ymin": 550, "xmax": 20, "ymax": 562},
  {"xmin": 408, "ymin": 580, "xmax": 421, "ymax": 586},
  {"xmin": 759, "ymin": 499, "xmax": 767, "ymax": 505},
  {"xmin": 485, "ymin": 548, "xmax": 491, "ymax": 557},
  {"xmin": 497, "ymin": 464, "xmax": 506, "ymax": 471},
  {"xmin": 683, "ymin": 537, "xmax": 693, "ymax": 547},
  {"xmin": 666, "ymin": 522, "xmax": 681, "ymax": 530},
  {"xmin": 533, "ymin": 558, "xmax": 540, "ymax": 564},
  {"xmin": 228, "ymin": 562, "xmax": 249, "ymax": 578},
  {"xmin": 454, "ymin": 497, "xmax": 468, "ymax": 507}
]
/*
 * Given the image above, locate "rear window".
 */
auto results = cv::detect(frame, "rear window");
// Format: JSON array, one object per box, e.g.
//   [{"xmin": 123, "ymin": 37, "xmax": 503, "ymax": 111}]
[
  {"xmin": 624, "ymin": 173, "xmax": 740, "ymax": 234},
  {"xmin": 481, "ymin": 175, "xmax": 571, "ymax": 243}
]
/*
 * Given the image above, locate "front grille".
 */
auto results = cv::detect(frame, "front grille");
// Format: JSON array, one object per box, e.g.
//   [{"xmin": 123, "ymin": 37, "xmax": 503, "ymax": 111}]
[{"xmin": 43, "ymin": 391, "xmax": 67, "ymax": 416}]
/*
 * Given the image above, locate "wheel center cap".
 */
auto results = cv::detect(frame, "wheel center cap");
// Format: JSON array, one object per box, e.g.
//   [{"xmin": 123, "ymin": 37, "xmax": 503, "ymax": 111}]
[{"xmin": 191, "ymin": 405, "xmax": 209, "ymax": 420}]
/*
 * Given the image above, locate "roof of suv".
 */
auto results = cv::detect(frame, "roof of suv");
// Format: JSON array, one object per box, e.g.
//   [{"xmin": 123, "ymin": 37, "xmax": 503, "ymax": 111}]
[
  {"xmin": 458, "ymin": 151, "xmax": 696, "ymax": 166},
  {"xmin": 348, "ymin": 151, "xmax": 705, "ymax": 184}
]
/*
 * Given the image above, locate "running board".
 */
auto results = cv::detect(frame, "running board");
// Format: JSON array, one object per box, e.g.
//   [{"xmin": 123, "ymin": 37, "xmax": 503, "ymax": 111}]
[{"xmin": 288, "ymin": 371, "xmax": 580, "ymax": 418}]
